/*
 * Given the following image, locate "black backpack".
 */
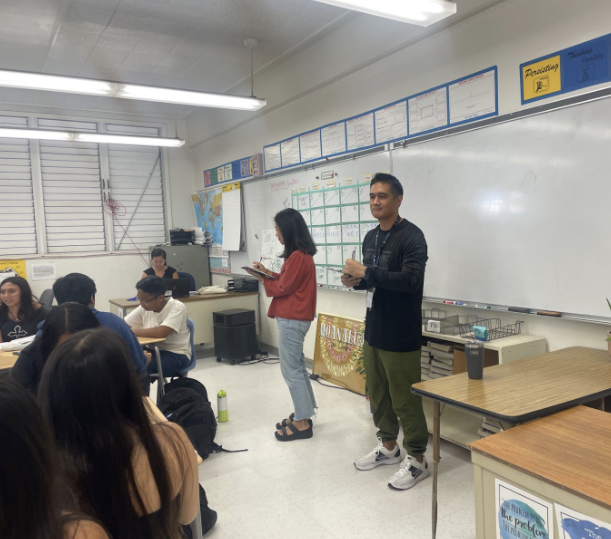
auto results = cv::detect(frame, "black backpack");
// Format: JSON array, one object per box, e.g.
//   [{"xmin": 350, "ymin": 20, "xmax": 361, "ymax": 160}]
[{"xmin": 158, "ymin": 378, "xmax": 218, "ymax": 460}]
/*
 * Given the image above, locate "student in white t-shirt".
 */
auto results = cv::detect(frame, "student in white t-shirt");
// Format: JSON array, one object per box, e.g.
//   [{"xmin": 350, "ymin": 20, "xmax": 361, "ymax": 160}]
[{"xmin": 125, "ymin": 276, "xmax": 191, "ymax": 376}]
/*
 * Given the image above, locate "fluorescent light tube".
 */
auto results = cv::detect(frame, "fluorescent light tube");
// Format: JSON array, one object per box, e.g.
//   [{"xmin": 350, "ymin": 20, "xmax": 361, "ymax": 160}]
[
  {"xmin": 115, "ymin": 84, "xmax": 267, "ymax": 111},
  {"xmin": 75, "ymin": 133, "xmax": 185, "ymax": 147},
  {"xmin": 0, "ymin": 128, "xmax": 73, "ymax": 141},
  {"xmin": 0, "ymin": 69, "xmax": 266, "ymax": 111},
  {"xmin": 0, "ymin": 127, "xmax": 185, "ymax": 147},
  {"xmin": 310, "ymin": 0, "xmax": 457, "ymax": 26},
  {"xmin": 0, "ymin": 70, "xmax": 116, "ymax": 95}
]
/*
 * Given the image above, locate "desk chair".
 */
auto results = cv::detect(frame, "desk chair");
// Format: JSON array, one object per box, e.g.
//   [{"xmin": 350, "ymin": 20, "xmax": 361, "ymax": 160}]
[
  {"xmin": 39, "ymin": 289, "xmax": 54, "ymax": 310},
  {"xmin": 178, "ymin": 271, "xmax": 196, "ymax": 291},
  {"xmin": 150, "ymin": 318, "xmax": 197, "ymax": 402}
]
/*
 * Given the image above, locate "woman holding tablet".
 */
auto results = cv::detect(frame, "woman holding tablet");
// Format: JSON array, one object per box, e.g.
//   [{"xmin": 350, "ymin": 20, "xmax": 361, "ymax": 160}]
[{"xmin": 247, "ymin": 209, "xmax": 318, "ymax": 441}]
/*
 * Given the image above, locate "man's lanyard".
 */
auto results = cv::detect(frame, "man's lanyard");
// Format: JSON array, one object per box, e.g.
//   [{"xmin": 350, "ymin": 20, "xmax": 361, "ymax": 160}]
[{"xmin": 372, "ymin": 216, "xmax": 401, "ymax": 269}]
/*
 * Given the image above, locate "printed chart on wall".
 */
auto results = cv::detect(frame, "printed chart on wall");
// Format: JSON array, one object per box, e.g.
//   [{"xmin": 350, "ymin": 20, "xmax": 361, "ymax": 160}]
[
  {"xmin": 495, "ymin": 479, "xmax": 554, "ymax": 539},
  {"xmin": 191, "ymin": 189, "xmax": 229, "ymax": 273},
  {"xmin": 292, "ymin": 175, "xmax": 378, "ymax": 287}
]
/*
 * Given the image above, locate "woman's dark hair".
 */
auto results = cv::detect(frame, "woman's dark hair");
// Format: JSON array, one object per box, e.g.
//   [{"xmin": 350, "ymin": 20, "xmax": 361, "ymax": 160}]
[
  {"xmin": 0, "ymin": 379, "xmax": 74, "ymax": 539},
  {"xmin": 0, "ymin": 276, "xmax": 38, "ymax": 322},
  {"xmin": 38, "ymin": 328, "xmax": 184, "ymax": 539},
  {"xmin": 150, "ymin": 248, "xmax": 167, "ymax": 260},
  {"xmin": 136, "ymin": 275, "xmax": 166, "ymax": 297},
  {"xmin": 274, "ymin": 208, "xmax": 317, "ymax": 259},
  {"xmin": 38, "ymin": 303, "xmax": 100, "ymax": 388}
]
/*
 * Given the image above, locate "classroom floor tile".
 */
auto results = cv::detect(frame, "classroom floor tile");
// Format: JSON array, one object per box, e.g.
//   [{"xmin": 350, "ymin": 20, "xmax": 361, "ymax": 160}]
[{"xmin": 183, "ymin": 352, "xmax": 476, "ymax": 539}]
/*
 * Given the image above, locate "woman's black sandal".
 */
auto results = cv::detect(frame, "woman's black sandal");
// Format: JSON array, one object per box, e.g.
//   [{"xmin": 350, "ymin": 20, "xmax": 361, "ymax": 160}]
[{"xmin": 274, "ymin": 421, "xmax": 313, "ymax": 441}]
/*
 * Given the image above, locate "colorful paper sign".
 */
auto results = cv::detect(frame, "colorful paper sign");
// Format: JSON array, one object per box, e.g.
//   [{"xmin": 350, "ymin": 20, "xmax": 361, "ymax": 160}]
[
  {"xmin": 0, "ymin": 260, "xmax": 26, "ymax": 279},
  {"xmin": 521, "ymin": 34, "xmax": 611, "ymax": 103},
  {"xmin": 555, "ymin": 503, "xmax": 611, "ymax": 539}
]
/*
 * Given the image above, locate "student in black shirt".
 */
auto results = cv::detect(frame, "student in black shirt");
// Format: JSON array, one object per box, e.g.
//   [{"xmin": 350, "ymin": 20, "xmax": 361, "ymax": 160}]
[
  {"xmin": 11, "ymin": 303, "xmax": 100, "ymax": 395},
  {"xmin": 0, "ymin": 276, "xmax": 47, "ymax": 342},
  {"xmin": 342, "ymin": 173, "xmax": 429, "ymax": 491}
]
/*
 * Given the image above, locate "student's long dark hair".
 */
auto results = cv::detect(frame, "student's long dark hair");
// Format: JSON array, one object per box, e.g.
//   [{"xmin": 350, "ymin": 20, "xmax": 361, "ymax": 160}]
[
  {"xmin": 0, "ymin": 276, "xmax": 38, "ymax": 322},
  {"xmin": 36, "ymin": 303, "xmax": 100, "ymax": 391},
  {"xmin": 38, "ymin": 328, "xmax": 184, "ymax": 539},
  {"xmin": 0, "ymin": 379, "xmax": 75, "ymax": 539},
  {"xmin": 275, "ymin": 208, "xmax": 317, "ymax": 259}
]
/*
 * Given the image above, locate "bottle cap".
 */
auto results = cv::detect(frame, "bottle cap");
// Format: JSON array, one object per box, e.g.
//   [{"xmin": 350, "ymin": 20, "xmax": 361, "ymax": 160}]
[{"xmin": 217, "ymin": 390, "xmax": 226, "ymax": 398}]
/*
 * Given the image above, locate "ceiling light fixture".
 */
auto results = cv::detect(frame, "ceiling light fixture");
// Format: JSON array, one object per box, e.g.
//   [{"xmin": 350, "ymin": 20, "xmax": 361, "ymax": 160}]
[
  {"xmin": 310, "ymin": 0, "xmax": 457, "ymax": 26},
  {"xmin": 0, "ymin": 69, "xmax": 266, "ymax": 111},
  {"xmin": 0, "ymin": 127, "xmax": 185, "ymax": 147}
]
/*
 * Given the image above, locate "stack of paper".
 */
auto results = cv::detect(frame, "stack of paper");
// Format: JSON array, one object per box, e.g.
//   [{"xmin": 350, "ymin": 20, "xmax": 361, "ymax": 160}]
[
  {"xmin": 428, "ymin": 342, "xmax": 454, "ymax": 378},
  {"xmin": 478, "ymin": 418, "xmax": 504, "ymax": 438},
  {"xmin": 0, "ymin": 334, "xmax": 35, "ymax": 351},
  {"xmin": 193, "ymin": 227, "xmax": 205, "ymax": 245}
]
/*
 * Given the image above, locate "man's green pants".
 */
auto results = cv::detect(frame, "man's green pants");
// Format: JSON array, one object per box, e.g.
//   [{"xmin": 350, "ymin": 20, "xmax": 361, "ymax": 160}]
[{"xmin": 363, "ymin": 340, "xmax": 429, "ymax": 456}]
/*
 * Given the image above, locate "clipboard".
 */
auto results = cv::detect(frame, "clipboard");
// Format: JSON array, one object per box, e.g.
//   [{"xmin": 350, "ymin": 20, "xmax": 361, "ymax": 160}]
[{"xmin": 242, "ymin": 266, "xmax": 275, "ymax": 279}]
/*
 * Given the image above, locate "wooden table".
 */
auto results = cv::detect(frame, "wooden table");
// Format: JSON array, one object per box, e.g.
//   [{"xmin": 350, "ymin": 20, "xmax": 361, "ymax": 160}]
[
  {"xmin": 470, "ymin": 406, "xmax": 611, "ymax": 538},
  {"xmin": 0, "ymin": 349, "xmax": 18, "ymax": 370},
  {"xmin": 411, "ymin": 346, "xmax": 611, "ymax": 538},
  {"xmin": 110, "ymin": 291, "xmax": 259, "ymax": 345}
]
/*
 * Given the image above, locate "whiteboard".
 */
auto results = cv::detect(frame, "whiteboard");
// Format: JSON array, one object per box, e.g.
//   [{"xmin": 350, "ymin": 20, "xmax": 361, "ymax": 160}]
[
  {"xmin": 393, "ymin": 96, "xmax": 611, "ymax": 318},
  {"xmin": 230, "ymin": 151, "xmax": 390, "ymax": 286}
]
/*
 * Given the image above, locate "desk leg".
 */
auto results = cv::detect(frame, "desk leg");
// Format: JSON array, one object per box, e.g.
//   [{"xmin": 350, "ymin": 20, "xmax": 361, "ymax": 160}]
[
  {"xmin": 154, "ymin": 345, "xmax": 165, "ymax": 402},
  {"xmin": 432, "ymin": 400, "xmax": 441, "ymax": 539}
]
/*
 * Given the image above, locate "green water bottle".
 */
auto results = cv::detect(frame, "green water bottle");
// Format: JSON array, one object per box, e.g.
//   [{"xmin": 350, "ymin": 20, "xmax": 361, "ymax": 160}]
[{"xmin": 217, "ymin": 390, "xmax": 228, "ymax": 422}]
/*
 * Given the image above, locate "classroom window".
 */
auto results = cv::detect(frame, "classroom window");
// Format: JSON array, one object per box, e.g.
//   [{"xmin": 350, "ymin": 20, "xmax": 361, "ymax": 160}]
[
  {"xmin": 0, "ymin": 114, "xmax": 168, "ymax": 256},
  {"xmin": 0, "ymin": 115, "xmax": 37, "ymax": 256}
]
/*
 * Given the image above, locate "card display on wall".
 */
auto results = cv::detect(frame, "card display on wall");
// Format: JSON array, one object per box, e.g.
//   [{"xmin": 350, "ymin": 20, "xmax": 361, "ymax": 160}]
[{"xmin": 263, "ymin": 67, "xmax": 498, "ymax": 172}]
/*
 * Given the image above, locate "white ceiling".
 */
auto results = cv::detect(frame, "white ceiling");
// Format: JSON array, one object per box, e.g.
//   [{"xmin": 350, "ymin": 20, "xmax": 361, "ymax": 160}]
[
  {"xmin": 0, "ymin": 0, "xmax": 349, "ymax": 117},
  {"xmin": 0, "ymin": 0, "xmax": 503, "ymax": 119}
]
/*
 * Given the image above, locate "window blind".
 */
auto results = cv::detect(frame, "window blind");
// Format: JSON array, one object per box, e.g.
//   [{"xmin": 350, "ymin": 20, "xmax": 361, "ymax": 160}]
[
  {"xmin": 0, "ymin": 115, "xmax": 37, "ymax": 256},
  {"xmin": 38, "ymin": 118, "xmax": 106, "ymax": 253},
  {"xmin": 106, "ymin": 124, "xmax": 167, "ymax": 251}
]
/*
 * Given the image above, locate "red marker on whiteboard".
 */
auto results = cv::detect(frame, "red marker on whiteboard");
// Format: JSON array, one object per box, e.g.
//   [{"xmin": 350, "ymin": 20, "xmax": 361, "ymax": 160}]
[{"xmin": 443, "ymin": 301, "xmax": 464, "ymax": 305}]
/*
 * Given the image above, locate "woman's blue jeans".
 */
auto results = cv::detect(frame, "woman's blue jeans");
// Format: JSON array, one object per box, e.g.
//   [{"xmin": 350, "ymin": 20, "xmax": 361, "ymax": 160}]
[{"xmin": 276, "ymin": 317, "xmax": 317, "ymax": 420}]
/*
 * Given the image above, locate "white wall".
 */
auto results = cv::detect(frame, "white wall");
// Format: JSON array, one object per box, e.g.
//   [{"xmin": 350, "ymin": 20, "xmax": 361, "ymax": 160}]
[{"xmin": 197, "ymin": 0, "xmax": 611, "ymax": 357}]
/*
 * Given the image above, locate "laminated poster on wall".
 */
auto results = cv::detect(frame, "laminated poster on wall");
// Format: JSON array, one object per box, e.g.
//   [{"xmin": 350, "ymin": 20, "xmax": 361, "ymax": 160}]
[
  {"xmin": 495, "ymin": 479, "xmax": 554, "ymax": 539},
  {"xmin": 555, "ymin": 503, "xmax": 611, "ymax": 539}
]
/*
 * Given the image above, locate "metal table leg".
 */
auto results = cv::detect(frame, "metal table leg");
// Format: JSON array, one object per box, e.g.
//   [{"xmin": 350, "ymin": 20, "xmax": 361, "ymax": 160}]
[{"xmin": 432, "ymin": 400, "xmax": 441, "ymax": 539}]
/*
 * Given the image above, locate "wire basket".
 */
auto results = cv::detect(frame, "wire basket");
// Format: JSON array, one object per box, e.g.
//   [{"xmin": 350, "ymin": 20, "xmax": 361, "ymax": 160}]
[
  {"xmin": 424, "ymin": 313, "xmax": 482, "ymax": 336},
  {"xmin": 459, "ymin": 318, "xmax": 524, "ymax": 341}
]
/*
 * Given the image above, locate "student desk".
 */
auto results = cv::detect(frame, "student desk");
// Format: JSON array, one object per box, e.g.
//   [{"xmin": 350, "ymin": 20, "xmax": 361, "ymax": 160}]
[
  {"xmin": 470, "ymin": 406, "xmax": 611, "ymax": 538},
  {"xmin": 411, "ymin": 346, "xmax": 611, "ymax": 539},
  {"xmin": 0, "ymin": 350, "xmax": 17, "ymax": 370},
  {"xmin": 109, "ymin": 292, "xmax": 259, "ymax": 345}
]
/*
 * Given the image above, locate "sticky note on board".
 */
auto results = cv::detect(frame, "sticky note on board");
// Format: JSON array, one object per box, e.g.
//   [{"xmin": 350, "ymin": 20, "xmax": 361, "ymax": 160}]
[{"xmin": 472, "ymin": 326, "xmax": 489, "ymax": 341}]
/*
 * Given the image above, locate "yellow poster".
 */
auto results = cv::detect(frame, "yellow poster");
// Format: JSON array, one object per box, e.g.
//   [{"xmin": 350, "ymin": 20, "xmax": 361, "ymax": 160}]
[
  {"xmin": 522, "ymin": 55, "xmax": 561, "ymax": 101},
  {"xmin": 313, "ymin": 313, "xmax": 366, "ymax": 395},
  {"xmin": 0, "ymin": 259, "xmax": 26, "ymax": 279}
]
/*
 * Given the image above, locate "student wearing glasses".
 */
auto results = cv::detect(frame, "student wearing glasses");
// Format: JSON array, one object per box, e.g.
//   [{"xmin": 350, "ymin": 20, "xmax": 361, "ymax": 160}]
[{"xmin": 125, "ymin": 276, "xmax": 191, "ymax": 377}]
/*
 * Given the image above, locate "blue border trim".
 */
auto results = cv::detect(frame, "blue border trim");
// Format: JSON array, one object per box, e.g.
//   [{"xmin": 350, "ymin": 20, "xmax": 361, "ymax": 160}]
[
  {"xmin": 405, "ymin": 82, "xmax": 449, "ymax": 138},
  {"xmin": 373, "ymin": 97, "xmax": 409, "ymax": 145},
  {"xmin": 262, "ymin": 66, "xmax": 498, "ymax": 173},
  {"xmin": 520, "ymin": 34, "xmax": 611, "ymax": 105},
  {"xmin": 203, "ymin": 154, "xmax": 257, "ymax": 185}
]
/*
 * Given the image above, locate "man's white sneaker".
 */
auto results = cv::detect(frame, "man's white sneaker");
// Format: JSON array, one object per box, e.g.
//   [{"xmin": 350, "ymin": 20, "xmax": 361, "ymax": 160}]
[
  {"xmin": 354, "ymin": 438, "xmax": 401, "ymax": 471},
  {"xmin": 388, "ymin": 454, "xmax": 429, "ymax": 490}
]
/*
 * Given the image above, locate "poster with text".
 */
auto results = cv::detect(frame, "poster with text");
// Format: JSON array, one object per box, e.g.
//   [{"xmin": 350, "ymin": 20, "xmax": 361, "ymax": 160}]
[
  {"xmin": 496, "ymin": 479, "xmax": 554, "ymax": 539},
  {"xmin": 555, "ymin": 503, "xmax": 611, "ymax": 539}
]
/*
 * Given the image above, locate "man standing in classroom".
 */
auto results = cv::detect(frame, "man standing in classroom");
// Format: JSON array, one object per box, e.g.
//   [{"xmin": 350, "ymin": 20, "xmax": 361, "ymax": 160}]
[{"xmin": 342, "ymin": 172, "xmax": 429, "ymax": 490}]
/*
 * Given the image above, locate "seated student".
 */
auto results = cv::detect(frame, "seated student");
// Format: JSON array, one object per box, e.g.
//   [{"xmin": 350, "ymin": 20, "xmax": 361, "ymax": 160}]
[
  {"xmin": 0, "ymin": 276, "xmax": 47, "ymax": 342},
  {"xmin": 142, "ymin": 248, "xmax": 179, "ymax": 280},
  {"xmin": 38, "ymin": 328, "xmax": 201, "ymax": 539},
  {"xmin": 0, "ymin": 379, "xmax": 109, "ymax": 539},
  {"xmin": 52, "ymin": 273, "xmax": 151, "ymax": 394},
  {"xmin": 11, "ymin": 303, "xmax": 100, "ymax": 395},
  {"xmin": 126, "ymin": 276, "xmax": 191, "ymax": 377}
]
